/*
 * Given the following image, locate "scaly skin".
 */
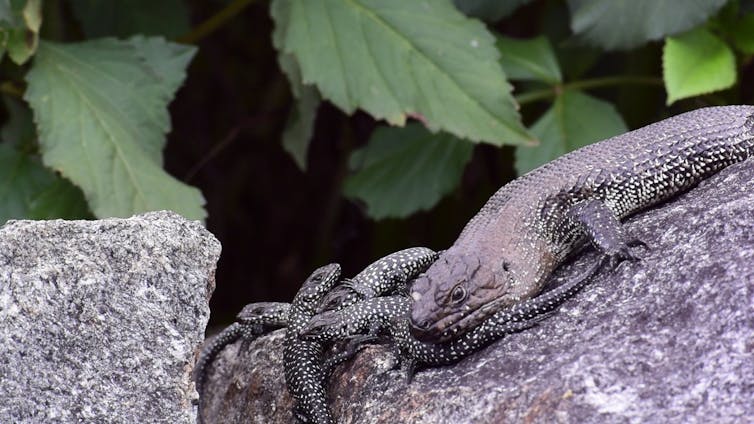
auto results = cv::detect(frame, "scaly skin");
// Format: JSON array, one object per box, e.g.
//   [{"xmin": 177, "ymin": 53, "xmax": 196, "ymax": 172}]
[
  {"xmin": 303, "ymin": 256, "xmax": 608, "ymax": 377},
  {"xmin": 286, "ymin": 249, "xmax": 437, "ymax": 423},
  {"xmin": 409, "ymin": 106, "xmax": 754, "ymax": 342},
  {"xmin": 195, "ymin": 303, "xmax": 290, "ymax": 384},
  {"xmin": 197, "ymin": 248, "xmax": 438, "ymax": 423},
  {"xmin": 195, "ymin": 302, "xmax": 292, "ymax": 423},
  {"xmin": 317, "ymin": 247, "xmax": 438, "ymax": 313},
  {"xmin": 236, "ymin": 301, "xmax": 291, "ymax": 327},
  {"xmin": 285, "ymin": 263, "xmax": 342, "ymax": 424}
]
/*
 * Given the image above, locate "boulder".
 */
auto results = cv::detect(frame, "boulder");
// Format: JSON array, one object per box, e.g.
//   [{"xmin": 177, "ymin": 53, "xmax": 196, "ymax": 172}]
[
  {"xmin": 202, "ymin": 161, "xmax": 754, "ymax": 423},
  {"xmin": 0, "ymin": 211, "xmax": 220, "ymax": 423}
]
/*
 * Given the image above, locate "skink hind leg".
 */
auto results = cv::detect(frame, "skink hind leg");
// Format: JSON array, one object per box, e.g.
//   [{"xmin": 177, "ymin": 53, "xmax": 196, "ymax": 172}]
[{"xmin": 568, "ymin": 199, "xmax": 649, "ymax": 267}]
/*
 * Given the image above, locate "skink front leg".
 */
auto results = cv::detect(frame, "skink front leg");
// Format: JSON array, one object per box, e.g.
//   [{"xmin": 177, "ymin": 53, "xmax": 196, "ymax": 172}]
[{"xmin": 568, "ymin": 199, "xmax": 648, "ymax": 268}]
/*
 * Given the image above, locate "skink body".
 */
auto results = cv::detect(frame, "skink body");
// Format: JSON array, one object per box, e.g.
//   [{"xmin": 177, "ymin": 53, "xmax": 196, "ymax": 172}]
[{"xmin": 409, "ymin": 106, "xmax": 754, "ymax": 342}]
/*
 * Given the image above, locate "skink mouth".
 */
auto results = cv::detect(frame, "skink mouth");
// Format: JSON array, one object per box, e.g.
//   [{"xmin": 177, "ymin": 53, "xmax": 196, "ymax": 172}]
[
  {"xmin": 408, "ymin": 318, "xmax": 446, "ymax": 342},
  {"xmin": 410, "ymin": 297, "xmax": 510, "ymax": 343}
]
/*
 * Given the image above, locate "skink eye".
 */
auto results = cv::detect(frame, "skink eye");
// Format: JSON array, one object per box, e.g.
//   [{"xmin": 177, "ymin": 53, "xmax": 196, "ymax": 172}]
[
  {"xmin": 450, "ymin": 285, "xmax": 467, "ymax": 304},
  {"xmin": 501, "ymin": 261, "xmax": 510, "ymax": 272}
]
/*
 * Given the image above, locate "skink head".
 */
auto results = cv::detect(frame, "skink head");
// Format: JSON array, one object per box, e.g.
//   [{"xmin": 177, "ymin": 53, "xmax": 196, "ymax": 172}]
[
  {"xmin": 409, "ymin": 250, "xmax": 518, "ymax": 343},
  {"xmin": 293, "ymin": 263, "xmax": 341, "ymax": 311}
]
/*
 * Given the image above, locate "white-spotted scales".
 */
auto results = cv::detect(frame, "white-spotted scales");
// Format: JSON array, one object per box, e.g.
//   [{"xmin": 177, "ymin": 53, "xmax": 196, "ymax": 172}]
[
  {"xmin": 302, "ymin": 256, "xmax": 608, "ymax": 377},
  {"xmin": 284, "ymin": 263, "xmax": 342, "ymax": 424},
  {"xmin": 410, "ymin": 106, "xmax": 754, "ymax": 343}
]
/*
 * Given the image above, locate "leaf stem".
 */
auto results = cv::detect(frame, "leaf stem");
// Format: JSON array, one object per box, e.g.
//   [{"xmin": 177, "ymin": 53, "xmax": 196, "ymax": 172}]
[
  {"xmin": 176, "ymin": 0, "xmax": 257, "ymax": 44},
  {"xmin": 515, "ymin": 76, "xmax": 663, "ymax": 105}
]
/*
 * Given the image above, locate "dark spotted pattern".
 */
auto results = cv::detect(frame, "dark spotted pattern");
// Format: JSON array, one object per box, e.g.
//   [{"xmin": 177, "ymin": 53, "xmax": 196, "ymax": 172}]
[
  {"xmin": 410, "ymin": 106, "xmax": 754, "ymax": 343},
  {"xmin": 195, "ymin": 323, "xmax": 246, "ymax": 402},
  {"xmin": 195, "ymin": 302, "xmax": 293, "ymax": 423},
  {"xmin": 236, "ymin": 301, "xmax": 291, "ymax": 327},
  {"xmin": 303, "ymin": 256, "xmax": 608, "ymax": 375},
  {"xmin": 285, "ymin": 249, "xmax": 436, "ymax": 423},
  {"xmin": 196, "ymin": 249, "xmax": 437, "ymax": 423},
  {"xmin": 317, "ymin": 247, "xmax": 438, "ymax": 313},
  {"xmin": 284, "ymin": 263, "xmax": 341, "ymax": 424}
]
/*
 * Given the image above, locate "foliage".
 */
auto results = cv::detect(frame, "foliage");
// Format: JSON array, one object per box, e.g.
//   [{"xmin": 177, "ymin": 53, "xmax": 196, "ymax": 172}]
[
  {"xmin": 0, "ymin": 0, "xmax": 203, "ymax": 222},
  {"xmin": 663, "ymin": 28, "xmax": 736, "ymax": 104},
  {"xmin": 566, "ymin": 0, "xmax": 727, "ymax": 50},
  {"xmin": 0, "ymin": 0, "xmax": 752, "ymax": 225},
  {"xmin": 343, "ymin": 124, "xmax": 473, "ymax": 219},
  {"xmin": 271, "ymin": 0, "xmax": 531, "ymax": 146},
  {"xmin": 0, "ymin": 0, "xmax": 41, "ymax": 64}
]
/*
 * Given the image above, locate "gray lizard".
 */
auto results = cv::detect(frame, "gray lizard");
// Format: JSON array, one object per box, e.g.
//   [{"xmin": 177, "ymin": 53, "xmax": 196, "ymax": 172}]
[
  {"xmin": 409, "ymin": 106, "xmax": 754, "ymax": 343},
  {"xmin": 195, "ymin": 248, "xmax": 438, "ymax": 423},
  {"xmin": 302, "ymin": 256, "xmax": 608, "ymax": 379}
]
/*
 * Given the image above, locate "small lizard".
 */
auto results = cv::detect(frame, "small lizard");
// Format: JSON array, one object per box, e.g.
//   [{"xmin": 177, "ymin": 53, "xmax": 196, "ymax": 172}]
[
  {"xmin": 285, "ymin": 249, "xmax": 437, "ymax": 423},
  {"xmin": 409, "ymin": 106, "xmax": 754, "ymax": 343},
  {"xmin": 302, "ymin": 256, "xmax": 608, "ymax": 379},
  {"xmin": 194, "ymin": 301, "xmax": 291, "ymax": 423},
  {"xmin": 284, "ymin": 263, "xmax": 342, "ymax": 424},
  {"xmin": 317, "ymin": 247, "xmax": 438, "ymax": 313},
  {"xmin": 284, "ymin": 248, "xmax": 436, "ymax": 423},
  {"xmin": 196, "ymin": 248, "xmax": 438, "ymax": 423}
]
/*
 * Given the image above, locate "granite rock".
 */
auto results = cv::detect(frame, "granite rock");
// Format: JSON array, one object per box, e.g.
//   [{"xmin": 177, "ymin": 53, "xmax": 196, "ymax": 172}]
[
  {"xmin": 202, "ymin": 161, "xmax": 754, "ymax": 423},
  {"xmin": 0, "ymin": 211, "xmax": 220, "ymax": 424}
]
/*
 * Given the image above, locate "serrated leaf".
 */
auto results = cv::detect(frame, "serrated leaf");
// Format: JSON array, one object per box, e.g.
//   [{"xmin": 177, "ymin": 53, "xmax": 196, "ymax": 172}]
[
  {"xmin": 729, "ymin": 14, "xmax": 754, "ymax": 54},
  {"xmin": 663, "ymin": 28, "xmax": 736, "ymax": 105},
  {"xmin": 0, "ymin": 143, "xmax": 90, "ymax": 223},
  {"xmin": 130, "ymin": 35, "xmax": 197, "ymax": 108},
  {"xmin": 0, "ymin": 0, "xmax": 42, "ymax": 64},
  {"xmin": 567, "ymin": 0, "xmax": 727, "ymax": 50},
  {"xmin": 453, "ymin": 0, "xmax": 532, "ymax": 22},
  {"xmin": 271, "ymin": 0, "xmax": 533, "ymax": 146},
  {"xmin": 25, "ymin": 38, "xmax": 206, "ymax": 220},
  {"xmin": 344, "ymin": 124, "xmax": 473, "ymax": 219},
  {"xmin": 515, "ymin": 90, "xmax": 627, "ymax": 174},
  {"xmin": 497, "ymin": 35, "xmax": 561, "ymax": 84},
  {"xmin": 70, "ymin": 0, "xmax": 190, "ymax": 39}
]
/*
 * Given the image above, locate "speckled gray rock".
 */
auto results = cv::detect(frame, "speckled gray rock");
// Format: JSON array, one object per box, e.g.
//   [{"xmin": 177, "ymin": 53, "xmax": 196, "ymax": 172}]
[
  {"xmin": 0, "ymin": 211, "xmax": 220, "ymax": 424},
  {"xmin": 202, "ymin": 161, "xmax": 754, "ymax": 423}
]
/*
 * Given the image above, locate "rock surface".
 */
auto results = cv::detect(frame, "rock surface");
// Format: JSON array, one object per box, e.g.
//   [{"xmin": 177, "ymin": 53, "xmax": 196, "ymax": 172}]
[
  {"xmin": 202, "ymin": 161, "xmax": 754, "ymax": 423},
  {"xmin": 0, "ymin": 211, "xmax": 220, "ymax": 424}
]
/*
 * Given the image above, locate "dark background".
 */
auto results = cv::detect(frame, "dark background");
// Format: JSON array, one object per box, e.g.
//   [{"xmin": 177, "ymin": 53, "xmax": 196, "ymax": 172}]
[{"xmin": 167, "ymin": 2, "xmax": 522, "ymax": 329}]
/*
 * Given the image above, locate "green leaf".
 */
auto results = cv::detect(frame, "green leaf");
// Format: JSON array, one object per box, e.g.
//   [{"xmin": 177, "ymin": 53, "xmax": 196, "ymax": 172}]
[
  {"xmin": 0, "ymin": 143, "xmax": 90, "ymax": 223},
  {"xmin": 271, "ymin": 0, "xmax": 533, "ymax": 146},
  {"xmin": 453, "ymin": 0, "xmax": 532, "ymax": 22},
  {"xmin": 663, "ymin": 28, "xmax": 736, "ymax": 105},
  {"xmin": 344, "ymin": 124, "xmax": 473, "ymax": 219},
  {"xmin": 567, "ymin": 0, "xmax": 727, "ymax": 50},
  {"xmin": 25, "ymin": 38, "xmax": 206, "ymax": 220},
  {"xmin": 276, "ymin": 53, "xmax": 321, "ymax": 170},
  {"xmin": 729, "ymin": 14, "xmax": 754, "ymax": 54},
  {"xmin": 70, "ymin": 0, "xmax": 190, "ymax": 39},
  {"xmin": 129, "ymin": 35, "xmax": 198, "ymax": 106},
  {"xmin": 515, "ymin": 90, "xmax": 627, "ymax": 175},
  {"xmin": 496, "ymin": 35, "xmax": 562, "ymax": 84},
  {"xmin": 0, "ymin": 0, "xmax": 42, "ymax": 64},
  {"xmin": 282, "ymin": 85, "xmax": 320, "ymax": 170}
]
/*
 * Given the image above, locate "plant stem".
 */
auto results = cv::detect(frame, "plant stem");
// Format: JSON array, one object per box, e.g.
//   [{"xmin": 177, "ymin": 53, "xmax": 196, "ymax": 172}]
[
  {"xmin": 176, "ymin": 0, "xmax": 257, "ymax": 44},
  {"xmin": 515, "ymin": 76, "xmax": 663, "ymax": 105}
]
